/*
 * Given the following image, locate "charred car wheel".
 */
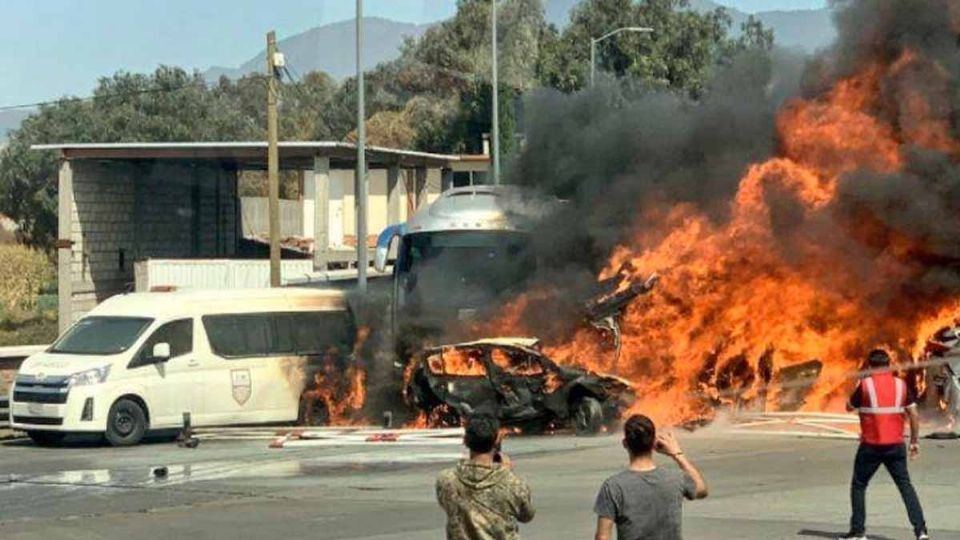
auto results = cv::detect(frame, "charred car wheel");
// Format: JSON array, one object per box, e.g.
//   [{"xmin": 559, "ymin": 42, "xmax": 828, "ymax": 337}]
[
  {"xmin": 105, "ymin": 398, "xmax": 147, "ymax": 447},
  {"xmin": 27, "ymin": 431, "xmax": 65, "ymax": 446},
  {"xmin": 572, "ymin": 396, "xmax": 603, "ymax": 436}
]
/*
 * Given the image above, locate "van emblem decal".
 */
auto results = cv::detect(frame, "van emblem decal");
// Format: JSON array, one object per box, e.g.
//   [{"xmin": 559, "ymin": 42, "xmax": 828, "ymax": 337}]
[{"xmin": 231, "ymin": 369, "xmax": 252, "ymax": 406}]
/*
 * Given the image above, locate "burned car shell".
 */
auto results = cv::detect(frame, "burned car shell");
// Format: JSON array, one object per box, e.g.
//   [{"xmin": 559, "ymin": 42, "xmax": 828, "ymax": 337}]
[{"xmin": 404, "ymin": 338, "xmax": 635, "ymax": 434}]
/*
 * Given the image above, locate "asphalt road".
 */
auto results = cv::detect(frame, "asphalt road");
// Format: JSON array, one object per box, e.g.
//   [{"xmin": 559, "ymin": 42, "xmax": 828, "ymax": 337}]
[{"xmin": 0, "ymin": 428, "xmax": 958, "ymax": 540}]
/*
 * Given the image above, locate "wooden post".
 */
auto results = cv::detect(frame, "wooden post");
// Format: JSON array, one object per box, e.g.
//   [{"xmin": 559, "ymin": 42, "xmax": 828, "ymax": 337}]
[{"xmin": 266, "ymin": 30, "xmax": 281, "ymax": 287}]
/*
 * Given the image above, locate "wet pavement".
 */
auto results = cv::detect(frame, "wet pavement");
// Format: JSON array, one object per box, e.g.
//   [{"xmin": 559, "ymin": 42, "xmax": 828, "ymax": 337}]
[{"xmin": 1, "ymin": 429, "xmax": 958, "ymax": 539}]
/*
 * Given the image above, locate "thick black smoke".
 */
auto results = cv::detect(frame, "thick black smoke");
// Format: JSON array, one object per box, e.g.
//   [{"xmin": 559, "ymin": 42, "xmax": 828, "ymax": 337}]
[
  {"xmin": 508, "ymin": 0, "xmax": 960, "ymax": 341},
  {"xmin": 512, "ymin": 50, "xmax": 788, "ymax": 265},
  {"xmin": 796, "ymin": 0, "xmax": 960, "ymax": 320},
  {"xmin": 506, "ymin": 47, "xmax": 805, "ymax": 337},
  {"xmin": 821, "ymin": 0, "xmax": 960, "ymax": 88}
]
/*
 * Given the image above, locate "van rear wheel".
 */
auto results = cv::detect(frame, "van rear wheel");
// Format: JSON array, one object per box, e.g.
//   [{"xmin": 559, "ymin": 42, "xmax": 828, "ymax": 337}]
[
  {"xmin": 27, "ymin": 431, "xmax": 65, "ymax": 446},
  {"xmin": 105, "ymin": 398, "xmax": 147, "ymax": 446}
]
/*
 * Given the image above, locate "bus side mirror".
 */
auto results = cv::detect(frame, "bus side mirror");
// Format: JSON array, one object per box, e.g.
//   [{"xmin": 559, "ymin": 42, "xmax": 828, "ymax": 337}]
[
  {"xmin": 151, "ymin": 343, "xmax": 171, "ymax": 362},
  {"xmin": 375, "ymin": 224, "xmax": 402, "ymax": 273}
]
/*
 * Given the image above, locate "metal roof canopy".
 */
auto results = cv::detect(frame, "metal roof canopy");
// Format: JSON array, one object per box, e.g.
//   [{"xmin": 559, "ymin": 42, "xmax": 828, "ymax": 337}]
[{"xmin": 31, "ymin": 141, "xmax": 459, "ymax": 170}]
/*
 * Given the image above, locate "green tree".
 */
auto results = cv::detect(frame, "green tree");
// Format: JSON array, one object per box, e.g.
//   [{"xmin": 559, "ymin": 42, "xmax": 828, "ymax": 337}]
[
  {"xmin": 0, "ymin": 67, "xmax": 265, "ymax": 249},
  {"xmin": 537, "ymin": 0, "xmax": 773, "ymax": 96},
  {"xmin": 332, "ymin": 0, "xmax": 551, "ymax": 155}
]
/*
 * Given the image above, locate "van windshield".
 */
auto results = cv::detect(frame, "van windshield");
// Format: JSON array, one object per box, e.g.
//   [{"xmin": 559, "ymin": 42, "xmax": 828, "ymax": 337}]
[{"xmin": 51, "ymin": 316, "xmax": 154, "ymax": 355}]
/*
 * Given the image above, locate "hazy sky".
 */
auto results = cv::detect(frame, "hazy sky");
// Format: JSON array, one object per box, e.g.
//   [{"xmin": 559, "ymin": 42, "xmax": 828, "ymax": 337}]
[
  {"xmin": 725, "ymin": 0, "xmax": 826, "ymax": 10},
  {"xmin": 0, "ymin": 0, "xmax": 827, "ymax": 106}
]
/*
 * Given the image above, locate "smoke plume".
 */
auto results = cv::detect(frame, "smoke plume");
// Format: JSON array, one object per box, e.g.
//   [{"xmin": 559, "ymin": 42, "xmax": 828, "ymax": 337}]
[{"xmin": 498, "ymin": 0, "xmax": 960, "ymax": 423}]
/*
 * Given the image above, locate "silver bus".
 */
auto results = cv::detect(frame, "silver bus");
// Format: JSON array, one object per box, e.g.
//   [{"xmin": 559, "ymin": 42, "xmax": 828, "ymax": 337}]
[{"xmin": 374, "ymin": 185, "xmax": 559, "ymax": 363}]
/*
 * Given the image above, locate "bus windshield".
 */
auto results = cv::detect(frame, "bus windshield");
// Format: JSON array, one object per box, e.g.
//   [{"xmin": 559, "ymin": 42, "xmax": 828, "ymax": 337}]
[{"xmin": 397, "ymin": 231, "xmax": 535, "ymax": 312}]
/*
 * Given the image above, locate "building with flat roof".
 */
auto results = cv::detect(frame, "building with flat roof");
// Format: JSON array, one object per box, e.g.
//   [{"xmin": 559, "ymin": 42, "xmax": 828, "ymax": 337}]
[{"xmin": 33, "ymin": 141, "xmax": 488, "ymax": 330}]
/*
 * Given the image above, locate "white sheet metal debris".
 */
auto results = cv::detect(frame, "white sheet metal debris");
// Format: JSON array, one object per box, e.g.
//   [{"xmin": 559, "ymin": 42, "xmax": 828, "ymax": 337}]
[
  {"xmin": 189, "ymin": 426, "xmax": 465, "ymax": 448},
  {"xmin": 727, "ymin": 412, "xmax": 860, "ymax": 440},
  {"xmin": 270, "ymin": 427, "xmax": 466, "ymax": 449}
]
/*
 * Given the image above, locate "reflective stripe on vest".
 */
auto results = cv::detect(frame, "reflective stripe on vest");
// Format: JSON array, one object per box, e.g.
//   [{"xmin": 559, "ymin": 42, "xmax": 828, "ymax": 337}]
[
  {"xmin": 857, "ymin": 376, "xmax": 905, "ymax": 414},
  {"xmin": 857, "ymin": 374, "xmax": 908, "ymax": 445}
]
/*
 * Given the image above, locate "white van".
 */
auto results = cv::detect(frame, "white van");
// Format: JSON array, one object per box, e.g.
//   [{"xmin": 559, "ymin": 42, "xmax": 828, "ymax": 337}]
[{"xmin": 10, "ymin": 288, "xmax": 356, "ymax": 446}]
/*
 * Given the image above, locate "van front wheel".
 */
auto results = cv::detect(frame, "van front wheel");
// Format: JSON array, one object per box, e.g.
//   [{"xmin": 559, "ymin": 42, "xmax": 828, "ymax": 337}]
[{"xmin": 105, "ymin": 398, "xmax": 147, "ymax": 446}]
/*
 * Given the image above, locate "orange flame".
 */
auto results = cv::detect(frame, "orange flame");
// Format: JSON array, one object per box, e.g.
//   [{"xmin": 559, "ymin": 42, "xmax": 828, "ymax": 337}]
[
  {"xmin": 300, "ymin": 327, "xmax": 371, "ymax": 426},
  {"xmin": 483, "ymin": 49, "xmax": 960, "ymax": 427}
]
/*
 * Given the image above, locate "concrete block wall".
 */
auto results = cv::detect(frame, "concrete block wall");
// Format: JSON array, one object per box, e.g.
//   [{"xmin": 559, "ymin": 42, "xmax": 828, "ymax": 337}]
[
  {"xmin": 70, "ymin": 161, "xmax": 136, "ymax": 318},
  {"xmin": 65, "ymin": 160, "xmax": 237, "ymax": 326}
]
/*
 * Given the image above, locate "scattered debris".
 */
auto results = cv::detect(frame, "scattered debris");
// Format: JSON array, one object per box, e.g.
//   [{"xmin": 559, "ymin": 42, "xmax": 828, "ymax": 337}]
[
  {"xmin": 176, "ymin": 412, "xmax": 200, "ymax": 448},
  {"xmin": 775, "ymin": 360, "xmax": 824, "ymax": 411},
  {"xmin": 728, "ymin": 412, "xmax": 859, "ymax": 440},
  {"xmin": 923, "ymin": 325, "xmax": 960, "ymax": 433},
  {"xmin": 268, "ymin": 426, "xmax": 464, "ymax": 449},
  {"xmin": 583, "ymin": 267, "xmax": 659, "ymax": 367}
]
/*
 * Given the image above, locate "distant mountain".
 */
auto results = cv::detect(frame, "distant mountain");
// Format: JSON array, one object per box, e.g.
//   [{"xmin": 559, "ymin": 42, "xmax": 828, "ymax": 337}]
[
  {"xmin": 0, "ymin": 110, "xmax": 31, "ymax": 142},
  {"xmin": 753, "ymin": 7, "xmax": 835, "ymax": 52},
  {"xmin": 203, "ymin": 17, "xmax": 432, "ymax": 82},
  {"xmin": 547, "ymin": 0, "xmax": 835, "ymax": 52},
  {"xmin": 689, "ymin": 0, "xmax": 835, "ymax": 52}
]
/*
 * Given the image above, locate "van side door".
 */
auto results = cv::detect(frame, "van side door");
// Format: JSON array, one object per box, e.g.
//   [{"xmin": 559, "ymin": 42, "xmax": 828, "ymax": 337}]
[
  {"xmin": 199, "ymin": 311, "xmax": 357, "ymax": 426},
  {"xmin": 127, "ymin": 318, "xmax": 197, "ymax": 429},
  {"xmin": 201, "ymin": 313, "xmax": 274, "ymax": 425}
]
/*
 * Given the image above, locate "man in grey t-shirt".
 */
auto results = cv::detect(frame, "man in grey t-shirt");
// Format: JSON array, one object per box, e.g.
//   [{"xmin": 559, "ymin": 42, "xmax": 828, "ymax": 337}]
[{"xmin": 594, "ymin": 414, "xmax": 708, "ymax": 540}]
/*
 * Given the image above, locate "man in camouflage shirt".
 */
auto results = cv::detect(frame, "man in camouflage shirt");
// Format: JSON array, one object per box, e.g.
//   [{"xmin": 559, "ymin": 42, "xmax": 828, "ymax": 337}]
[{"xmin": 436, "ymin": 414, "xmax": 536, "ymax": 539}]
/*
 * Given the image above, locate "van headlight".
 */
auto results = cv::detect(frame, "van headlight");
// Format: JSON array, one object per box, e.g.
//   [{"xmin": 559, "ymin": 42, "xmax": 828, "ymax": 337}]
[{"xmin": 69, "ymin": 366, "xmax": 111, "ymax": 386}]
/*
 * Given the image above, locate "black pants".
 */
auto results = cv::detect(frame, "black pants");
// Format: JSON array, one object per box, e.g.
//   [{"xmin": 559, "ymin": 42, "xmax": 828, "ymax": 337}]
[{"xmin": 849, "ymin": 443, "xmax": 926, "ymax": 535}]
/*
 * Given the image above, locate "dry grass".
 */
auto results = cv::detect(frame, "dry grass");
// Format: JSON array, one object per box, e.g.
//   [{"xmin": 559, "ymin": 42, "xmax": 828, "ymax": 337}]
[
  {"xmin": 0, "ymin": 245, "xmax": 57, "ymax": 346},
  {"xmin": 0, "ymin": 244, "xmax": 53, "ymax": 312}
]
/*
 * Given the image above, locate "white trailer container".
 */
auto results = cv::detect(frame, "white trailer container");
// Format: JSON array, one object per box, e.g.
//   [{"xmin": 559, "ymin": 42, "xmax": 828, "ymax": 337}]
[{"xmin": 134, "ymin": 259, "xmax": 316, "ymax": 291}]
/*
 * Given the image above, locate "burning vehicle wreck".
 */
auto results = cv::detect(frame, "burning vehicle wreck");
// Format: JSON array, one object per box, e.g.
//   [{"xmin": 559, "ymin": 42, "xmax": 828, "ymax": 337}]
[{"xmin": 403, "ymin": 338, "xmax": 635, "ymax": 435}]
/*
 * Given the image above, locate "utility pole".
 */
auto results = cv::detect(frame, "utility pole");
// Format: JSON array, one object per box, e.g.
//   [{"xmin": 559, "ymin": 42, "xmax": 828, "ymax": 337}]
[
  {"xmin": 590, "ymin": 38, "xmax": 596, "ymax": 87},
  {"xmin": 355, "ymin": 0, "xmax": 368, "ymax": 292},
  {"xmin": 491, "ymin": 0, "xmax": 500, "ymax": 185},
  {"xmin": 266, "ymin": 31, "xmax": 281, "ymax": 287}
]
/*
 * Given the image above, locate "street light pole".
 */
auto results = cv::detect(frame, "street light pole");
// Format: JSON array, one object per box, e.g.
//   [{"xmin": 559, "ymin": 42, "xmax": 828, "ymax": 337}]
[
  {"xmin": 491, "ymin": 0, "xmax": 500, "ymax": 185},
  {"xmin": 590, "ymin": 37, "xmax": 596, "ymax": 87},
  {"xmin": 589, "ymin": 26, "xmax": 654, "ymax": 87},
  {"xmin": 356, "ymin": 0, "xmax": 368, "ymax": 292}
]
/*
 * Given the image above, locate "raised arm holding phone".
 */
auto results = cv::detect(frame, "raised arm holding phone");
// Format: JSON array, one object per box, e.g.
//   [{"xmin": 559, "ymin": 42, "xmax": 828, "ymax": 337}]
[{"xmin": 594, "ymin": 414, "xmax": 708, "ymax": 540}]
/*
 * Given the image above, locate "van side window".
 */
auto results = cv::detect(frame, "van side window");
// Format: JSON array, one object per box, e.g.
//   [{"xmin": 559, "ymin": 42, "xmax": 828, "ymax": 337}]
[
  {"xmin": 202, "ymin": 314, "xmax": 271, "ymax": 358},
  {"xmin": 203, "ymin": 312, "xmax": 355, "ymax": 359},
  {"xmin": 130, "ymin": 319, "xmax": 193, "ymax": 368},
  {"xmin": 286, "ymin": 312, "xmax": 354, "ymax": 355}
]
